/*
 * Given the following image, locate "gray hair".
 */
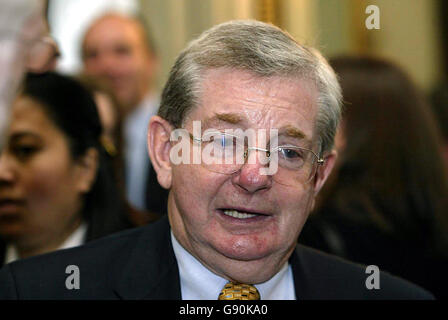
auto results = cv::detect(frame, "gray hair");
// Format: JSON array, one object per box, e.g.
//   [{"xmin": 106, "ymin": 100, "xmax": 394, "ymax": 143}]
[{"xmin": 158, "ymin": 20, "xmax": 342, "ymax": 154}]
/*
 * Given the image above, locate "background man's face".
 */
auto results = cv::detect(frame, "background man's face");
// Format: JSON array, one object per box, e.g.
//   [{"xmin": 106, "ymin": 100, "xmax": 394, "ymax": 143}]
[
  {"xmin": 82, "ymin": 15, "xmax": 156, "ymax": 114},
  {"xmin": 168, "ymin": 68, "xmax": 322, "ymax": 284}
]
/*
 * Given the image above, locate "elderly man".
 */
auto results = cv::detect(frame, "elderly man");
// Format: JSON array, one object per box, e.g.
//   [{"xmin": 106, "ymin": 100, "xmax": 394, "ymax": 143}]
[
  {"xmin": 0, "ymin": 20, "xmax": 432, "ymax": 300},
  {"xmin": 82, "ymin": 13, "xmax": 166, "ymax": 213}
]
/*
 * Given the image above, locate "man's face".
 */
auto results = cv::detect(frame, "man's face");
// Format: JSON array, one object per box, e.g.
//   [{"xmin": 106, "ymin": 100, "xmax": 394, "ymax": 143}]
[
  {"xmin": 82, "ymin": 15, "xmax": 156, "ymax": 113},
  {"xmin": 167, "ymin": 68, "xmax": 333, "ymax": 284}
]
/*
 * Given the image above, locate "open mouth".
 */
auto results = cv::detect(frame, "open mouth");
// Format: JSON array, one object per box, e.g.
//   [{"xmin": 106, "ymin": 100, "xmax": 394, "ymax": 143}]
[
  {"xmin": 218, "ymin": 208, "xmax": 270, "ymax": 220},
  {"xmin": 222, "ymin": 209, "xmax": 258, "ymax": 219}
]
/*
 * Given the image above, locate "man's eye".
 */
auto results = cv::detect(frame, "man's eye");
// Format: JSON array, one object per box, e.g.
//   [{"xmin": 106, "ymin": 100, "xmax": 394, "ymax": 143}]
[
  {"xmin": 279, "ymin": 148, "xmax": 303, "ymax": 159},
  {"xmin": 84, "ymin": 50, "xmax": 98, "ymax": 60},
  {"xmin": 212, "ymin": 135, "xmax": 235, "ymax": 148},
  {"xmin": 114, "ymin": 46, "xmax": 131, "ymax": 56}
]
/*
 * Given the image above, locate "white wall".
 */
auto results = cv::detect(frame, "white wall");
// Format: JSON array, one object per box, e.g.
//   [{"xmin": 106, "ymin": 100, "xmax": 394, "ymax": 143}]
[{"xmin": 48, "ymin": 0, "xmax": 138, "ymax": 74}]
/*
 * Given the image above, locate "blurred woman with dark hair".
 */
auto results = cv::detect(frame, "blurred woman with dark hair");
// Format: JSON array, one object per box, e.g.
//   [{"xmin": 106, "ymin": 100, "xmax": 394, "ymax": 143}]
[
  {"xmin": 300, "ymin": 56, "xmax": 448, "ymax": 299},
  {"xmin": 0, "ymin": 72, "xmax": 133, "ymax": 265}
]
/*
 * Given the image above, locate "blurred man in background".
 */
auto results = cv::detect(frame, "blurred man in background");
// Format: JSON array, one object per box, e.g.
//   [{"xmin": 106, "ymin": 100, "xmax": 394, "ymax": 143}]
[{"xmin": 81, "ymin": 12, "xmax": 167, "ymax": 215}]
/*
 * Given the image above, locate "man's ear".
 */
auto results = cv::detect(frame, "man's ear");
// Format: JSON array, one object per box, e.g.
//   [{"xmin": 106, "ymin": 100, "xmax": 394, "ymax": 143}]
[
  {"xmin": 75, "ymin": 147, "xmax": 99, "ymax": 193},
  {"xmin": 313, "ymin": 149, "xmax": 337, "ymax": 196},
  {"xmin": 148, "ymin": 115, "xmax": 173, "ymax": 189}
]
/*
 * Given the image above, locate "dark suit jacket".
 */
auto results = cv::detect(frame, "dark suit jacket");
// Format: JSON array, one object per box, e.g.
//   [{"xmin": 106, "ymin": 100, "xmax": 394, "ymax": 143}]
[
  {"xmin": 301, "ymin": 212, "xmax": 448, "ymax": 299},
  {"xmin": 0, "ymin": 216, "xmax": 433, "ymax": 300}
]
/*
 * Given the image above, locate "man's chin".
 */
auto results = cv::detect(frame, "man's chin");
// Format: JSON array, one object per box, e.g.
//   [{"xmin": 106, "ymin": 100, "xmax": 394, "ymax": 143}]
[
  {"xmin": 212, "ymin": 237, "xmax": 275, "ymax": 262},
  {"xmin": 206, "ymin": 236, "xmax": 294, "ymax": 283},
  {"xmin": 216, "ymin": 255, "xmax": 281, "ymax": 285}
]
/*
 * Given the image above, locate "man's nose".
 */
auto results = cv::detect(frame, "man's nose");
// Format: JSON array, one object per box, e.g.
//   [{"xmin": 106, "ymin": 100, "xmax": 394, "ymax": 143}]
[
  {"xmin": 101, "ymin": 54, "xmax": 118, "ymax": 72},
  {"xmin": 87, "ymin": 53, "xmax": 116, "ymax": 75},
  {"xmin": 232, "ymin": 149, "xmax": 272, "ymax": 193}
]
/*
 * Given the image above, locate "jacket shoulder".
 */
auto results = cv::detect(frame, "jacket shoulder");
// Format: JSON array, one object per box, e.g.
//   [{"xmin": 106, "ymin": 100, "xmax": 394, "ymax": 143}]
[
  {"xmin": 0, "ymin": 220, "xmax": 166, "ymax": 299},
  {"xmin": 292, "ymin": 245, "xmax": 434, "ymax": 300}
]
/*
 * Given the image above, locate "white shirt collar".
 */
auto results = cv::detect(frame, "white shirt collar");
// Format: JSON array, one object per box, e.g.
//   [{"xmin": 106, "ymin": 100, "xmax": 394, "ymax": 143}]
[
  {"xmin": 171, "ymin": 232, "xmax": 296, "ymax": 300},
  {"xmin": 5, "ymin": 222, "xmax": 88, "ymax": 265}
]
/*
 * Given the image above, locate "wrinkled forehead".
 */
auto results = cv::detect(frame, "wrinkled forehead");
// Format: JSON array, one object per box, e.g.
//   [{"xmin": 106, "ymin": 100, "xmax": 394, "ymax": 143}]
[{"xmin": 185, "ymin": 68, "xmax": 319, "ymax": 141}]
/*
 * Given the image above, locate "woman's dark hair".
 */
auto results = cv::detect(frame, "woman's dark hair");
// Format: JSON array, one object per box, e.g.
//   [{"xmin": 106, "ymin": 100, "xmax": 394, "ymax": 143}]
[
  {"xmin": 21, "ymin": 72, "xmax": 131, "ymax": 240},
  {"xmin": 319, "ymin": 56, "xmax": 448, "ymax": 255}
]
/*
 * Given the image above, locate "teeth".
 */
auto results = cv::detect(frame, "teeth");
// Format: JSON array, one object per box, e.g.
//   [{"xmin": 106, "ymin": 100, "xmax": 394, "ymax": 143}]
[{"xmin": 223, "ymin": 210, "xmax": 257, "ymax": 219}]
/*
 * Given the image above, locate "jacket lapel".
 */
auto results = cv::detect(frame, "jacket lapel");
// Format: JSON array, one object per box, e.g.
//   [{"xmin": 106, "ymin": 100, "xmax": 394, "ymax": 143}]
[
  {"xmin": 112, "ymin": 216, "xmax": 181, "ymax": 299},
  {"xmin": 289, "ymin": 244, "xmax": 318, "ymax": 300}
]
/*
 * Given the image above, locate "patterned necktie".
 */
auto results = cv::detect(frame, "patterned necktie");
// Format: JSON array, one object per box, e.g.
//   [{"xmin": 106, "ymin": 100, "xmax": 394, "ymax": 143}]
[{"xmin": 218, "ymin": 282, "xmax": 261, "ymax": 300}]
